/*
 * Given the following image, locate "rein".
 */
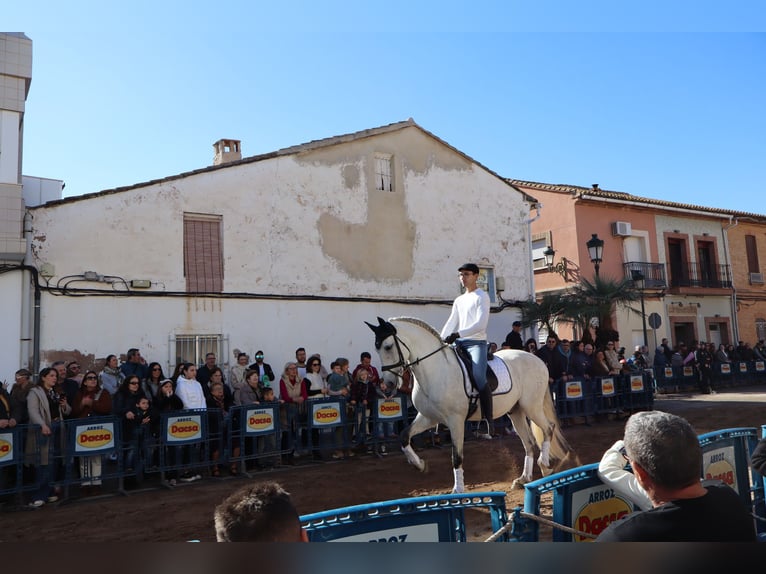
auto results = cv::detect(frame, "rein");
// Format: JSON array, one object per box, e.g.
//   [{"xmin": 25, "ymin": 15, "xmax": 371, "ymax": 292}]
[{"xmin": 380, "ymin": 333, "xmax": 450, "ymax": 377}]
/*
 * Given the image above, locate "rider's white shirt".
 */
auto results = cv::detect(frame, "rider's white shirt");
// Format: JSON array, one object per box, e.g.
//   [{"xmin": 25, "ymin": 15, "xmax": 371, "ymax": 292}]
[{"xmin": 440, "ymin": 288, "xmax": 490, "ymax": 341}]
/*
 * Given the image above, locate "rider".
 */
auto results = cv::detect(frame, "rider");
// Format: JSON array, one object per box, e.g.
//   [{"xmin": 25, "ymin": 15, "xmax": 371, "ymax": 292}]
[{"xmin": 440, "ymin": 262, "xmax": 494, "ymax": 439}]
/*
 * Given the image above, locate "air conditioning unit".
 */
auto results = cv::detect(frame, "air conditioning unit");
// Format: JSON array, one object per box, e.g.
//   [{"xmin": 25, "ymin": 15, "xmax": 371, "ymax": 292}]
[
  {"xmin": 611, "ymin": 221, "xmax": 632, "ymax": 237},
  {"xmin": 750, "ymin": 272, "xmax": 765, "ymax": 285}
]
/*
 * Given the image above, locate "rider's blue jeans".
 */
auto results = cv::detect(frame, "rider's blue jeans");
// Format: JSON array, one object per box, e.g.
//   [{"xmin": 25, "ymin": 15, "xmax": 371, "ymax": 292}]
[{"xmin": 457, "ymin": 339, "xmax": 488, "ymax": 391}]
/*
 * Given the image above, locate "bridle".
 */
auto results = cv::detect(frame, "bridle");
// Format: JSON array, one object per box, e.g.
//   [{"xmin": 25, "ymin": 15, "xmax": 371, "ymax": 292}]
[{"xmin": 380, "ymin": 332, "xmax": 449, "ymax": 380}]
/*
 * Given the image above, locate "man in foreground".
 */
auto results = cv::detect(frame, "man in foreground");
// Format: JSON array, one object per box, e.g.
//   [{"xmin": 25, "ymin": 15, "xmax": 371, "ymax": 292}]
[
  {"xmin": 214, "ymin": 481, "xmax": 309, "ymax": 542},
  {"xmin": 596, "ymin": 411, "xmax": 756, "ymax": 541}
]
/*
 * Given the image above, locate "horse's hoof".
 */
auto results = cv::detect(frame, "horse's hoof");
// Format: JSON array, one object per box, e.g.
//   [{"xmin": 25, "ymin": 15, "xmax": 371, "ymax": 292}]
[
  {"xmin": 419, "ymin": 460, "xmax": 428, "ymax": 473},
  {"xmin": 511, "ymin": 478, "xmax": 527, "ymax": 490}
]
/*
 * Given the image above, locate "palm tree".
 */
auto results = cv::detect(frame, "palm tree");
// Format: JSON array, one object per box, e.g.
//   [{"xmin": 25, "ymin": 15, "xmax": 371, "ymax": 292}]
[
  {"xmin": 518, "ymin": 292, "xmax": 576, "ymax": 339},
  {"xmin": 567, "ymin": 274, "xmax": 642, "ymax": 347}
]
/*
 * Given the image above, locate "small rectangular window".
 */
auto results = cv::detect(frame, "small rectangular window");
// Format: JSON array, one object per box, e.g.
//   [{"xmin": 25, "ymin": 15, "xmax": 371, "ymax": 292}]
[
  {"xmin": 375, "ymin": 154, "xmax": 393, "ymax": 191},
  {"xmin": 172, "ymin": 334, "xmax": 226, "ymax": 368},
  {"xmin": 745, "ymin": 235, "xmax": 760, "ymax": 274},
  {"xmin": 183, "ymin": 213, "xmax": 223, "ymax": 293},
  {"xmin": 531, "ymin": 231, "xmax": 552, "ymax": 270}
]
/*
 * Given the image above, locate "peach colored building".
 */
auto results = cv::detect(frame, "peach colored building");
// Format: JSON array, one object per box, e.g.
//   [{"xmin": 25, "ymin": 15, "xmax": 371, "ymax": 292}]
[
  {"xmin": 515, "ymin": 180, "xmax": 760, "ymax": 356},
  {"xmin": 726, "ymin": 219, "xmax": 766, "ymax": 344}
]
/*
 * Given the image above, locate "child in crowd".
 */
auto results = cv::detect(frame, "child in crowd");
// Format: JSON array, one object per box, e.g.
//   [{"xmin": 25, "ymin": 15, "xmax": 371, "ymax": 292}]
[
  {"xmin": 126, "ymin": 396, "xmax": 153, "ymax": 474},
  {"xmin": 350, "ymin": 368, "xmax": 375, "ymax": 450},
  {"xmin": 326, "ymin": 361, "xmax": 349, "ymax": 397},
  {"xmin": 375, "ymin": 378, "xmax": 398, "ymax": 441}
]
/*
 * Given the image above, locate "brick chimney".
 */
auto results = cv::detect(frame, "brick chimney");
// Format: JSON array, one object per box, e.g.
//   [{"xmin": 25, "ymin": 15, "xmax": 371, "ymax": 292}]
[{"xmin": 213, "ymin": 139, "xmax": 242, "ymax": 165}]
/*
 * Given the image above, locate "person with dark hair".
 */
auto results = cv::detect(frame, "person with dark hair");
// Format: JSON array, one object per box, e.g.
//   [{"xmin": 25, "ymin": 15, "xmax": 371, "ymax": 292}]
[
  {"xmin": 596, "ymin": 411, "xmax": 756, "ymax": 541},
  {"xmin": 214, "ymin": 481, "xmax": 308, "ymax": 542},
  {"xmin": 72, "ymin": 370, "xmax": 112, "ymax": 495},
  {"xmin": 9, "ymin": 368, "xmax": 33, "ymax": 425},
  {"xmin": 248, "ymin": 351, "xmax": 275, "ymax": 386},
  {"xmin": 295, "ymin": 347, "xmax": 308, "ymax": 379},
  {"xmin": 120, "ymin": 348, "xmax": 149, "ymax": 381},
  {"xmin": 504, "ymin": 321, "xmax": 524, "ymax": 350},
  {"xmin": 197, "ymin": 353, "xmax": 225, "ymax": 388},
  {"xmin": 26, "ymin": 367, "xmax": 71, "ymax": 507},
  {"xmin": 142, "ymin": 362, "xmax": 166, "ymax": 403},
  {"xmin": 351, "ymin": 351, "xmax": 381, "ymax": 389},
  {"xmin": 440, "ymin": 263, "xmax": 493, "ymax": 438},
  {"xmin": 113, "ymin": 375, "xmax": 149, "ymax": 476},
  {"xmin": 99, "ymin": 354, "xmax": 124, "ymax": 396},
  {"xmin": 175, "ymin": 363, "xmax": 207, "ymax": 411},
  {"xmin": 51, "ymin": 360, "xmax": 78, "ymax": 407},
  {"xmin": 523, "ymin": 338, "xmax": 538, "ymax": 353},
  {"xmin": 154, "ymin": 379, "xmax": 184, "ymax": 486}
]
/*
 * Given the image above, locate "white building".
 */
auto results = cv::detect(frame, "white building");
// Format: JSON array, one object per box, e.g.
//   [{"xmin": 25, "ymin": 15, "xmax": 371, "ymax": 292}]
[
  {"xmin": 20, "ymin": 120, "xmax": 536, "ymax": 375},
  {"xmin": 0, "ymin": 33, "xmax": 34, "ymax": 377}
]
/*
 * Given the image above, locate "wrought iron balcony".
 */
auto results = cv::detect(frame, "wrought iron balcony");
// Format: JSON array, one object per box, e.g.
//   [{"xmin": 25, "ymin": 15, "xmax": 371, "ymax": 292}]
[
  {"xmin": 623, "ymin": 262, "xmax": 667, "ymax": 289},
  {"xmin": 667, "ymin": 262, "xmax": 732, "ymax": 289}
]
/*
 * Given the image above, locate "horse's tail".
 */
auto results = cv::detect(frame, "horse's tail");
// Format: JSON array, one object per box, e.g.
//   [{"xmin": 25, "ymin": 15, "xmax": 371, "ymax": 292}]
[{"xmin": 531, "ymin": 389, "xmax": 581, "ymax": 470}]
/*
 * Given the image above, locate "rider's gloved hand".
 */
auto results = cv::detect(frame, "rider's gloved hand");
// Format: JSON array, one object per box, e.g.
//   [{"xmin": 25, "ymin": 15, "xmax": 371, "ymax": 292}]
[{"xmin": 444, "ymin": 332, "xmax": 460, "ymax": 344}]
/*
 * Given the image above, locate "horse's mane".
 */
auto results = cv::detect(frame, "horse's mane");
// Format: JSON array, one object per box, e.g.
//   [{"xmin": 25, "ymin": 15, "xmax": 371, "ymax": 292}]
[{"xmin": 389, "ymin": 316, "xmax": 441, "ymax": 340}]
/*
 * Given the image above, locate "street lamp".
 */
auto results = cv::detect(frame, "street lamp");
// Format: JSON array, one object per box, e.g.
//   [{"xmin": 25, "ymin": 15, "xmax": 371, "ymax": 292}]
[
  {"xmin": 586, "ymin": 233, "xmax": 604, "ymax": 277},
  {"xmin": 543, "ymin": 246, "xmax": 573, "ymax": 281},
  {"xmin": 631, "ymin": 269, "xmax": 648, "ymax": 348}
]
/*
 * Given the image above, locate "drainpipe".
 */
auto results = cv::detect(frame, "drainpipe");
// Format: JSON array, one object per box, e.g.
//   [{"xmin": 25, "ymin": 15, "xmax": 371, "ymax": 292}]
[
  {"xmin": 526, "ymin": 202, "xmax": 542, "ymax": 341},
  {"xmin": 722, "ymin": 216, "xmax": 738, "ymax": 343}
]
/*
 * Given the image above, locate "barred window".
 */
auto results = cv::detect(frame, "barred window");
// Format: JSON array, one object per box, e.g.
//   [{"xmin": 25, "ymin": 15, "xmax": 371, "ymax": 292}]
[
  {"xmin": 374, "ymin": 154, "xmax": 393, "ymax": 191},
  {"xmin": 171, "ymin": 334, "xmax": 228, "ymax": 369},
  {"xmin": 183, "ymin": 213, "xmax": 223, "ymax": 293}
]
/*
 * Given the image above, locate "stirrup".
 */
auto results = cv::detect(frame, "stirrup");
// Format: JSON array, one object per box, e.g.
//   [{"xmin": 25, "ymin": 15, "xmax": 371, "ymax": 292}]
[{"xmin": 478, "ymin": 418, "xmax": 495, "ymax": 440}]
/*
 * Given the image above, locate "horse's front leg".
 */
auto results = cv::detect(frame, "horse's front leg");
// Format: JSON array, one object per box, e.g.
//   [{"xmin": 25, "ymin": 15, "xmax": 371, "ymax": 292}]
[
  {"xmin": 400, "ymin": 413, "xmax": 436, "ymax": 473},
  {"xmin": 448, "ymin": 421, "xmax": 466, "ymax": 494}
]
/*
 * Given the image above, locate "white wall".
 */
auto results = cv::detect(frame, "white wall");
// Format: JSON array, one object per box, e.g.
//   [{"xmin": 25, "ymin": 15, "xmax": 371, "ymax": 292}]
[
  {"xmin": 0, "ymin": 273, "xmax": 24, "ymax": 378},
  {"xmin": 26, "ymin": 125, "xmax": 530, "ymax": 372}
]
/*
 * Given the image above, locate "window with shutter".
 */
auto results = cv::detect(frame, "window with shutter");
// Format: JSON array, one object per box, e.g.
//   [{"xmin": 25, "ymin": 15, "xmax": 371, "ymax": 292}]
[{"xmin": 183, "ymin": 213, "xmax": 223, "ymax": 293}]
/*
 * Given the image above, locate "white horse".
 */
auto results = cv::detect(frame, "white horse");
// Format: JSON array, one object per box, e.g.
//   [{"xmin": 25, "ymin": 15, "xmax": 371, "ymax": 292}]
[{"xmin": 366, "ymin": 316, "xmax": 579, "ymax": 494}]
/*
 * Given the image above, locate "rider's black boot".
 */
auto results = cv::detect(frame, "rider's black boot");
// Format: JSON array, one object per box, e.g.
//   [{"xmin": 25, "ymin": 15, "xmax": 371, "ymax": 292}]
[{"xmin": 478, "ymin": 385, "xmax": 495, "ymax": 439}]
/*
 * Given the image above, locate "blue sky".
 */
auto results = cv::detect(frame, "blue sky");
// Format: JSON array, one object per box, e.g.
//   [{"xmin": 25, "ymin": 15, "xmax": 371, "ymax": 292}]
[{"xmin": 5, "ymin": 1, "xmax": 766, "ymax": 211}]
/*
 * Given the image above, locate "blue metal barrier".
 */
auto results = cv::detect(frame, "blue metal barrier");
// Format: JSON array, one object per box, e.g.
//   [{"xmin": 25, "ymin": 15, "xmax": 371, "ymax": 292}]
[
  {"xmin": 301, "ymin": 491, "xmax": 509, "ymax": 542},
  {"xmin": 522, "ymin": 463, "xmax": 638, "ymax": 542},
  {"xmin": 228, "ymin": 403, "xmax": 281, "ymax": 473},
  {"xmin": 0, "ymin": 425, "xmax": 32, "ymax": 499}
]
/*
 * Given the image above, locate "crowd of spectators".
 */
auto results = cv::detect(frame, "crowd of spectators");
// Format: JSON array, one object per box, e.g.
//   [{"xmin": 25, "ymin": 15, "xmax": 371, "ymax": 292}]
[{"xmin": 0, "ymin": 346, "xmax": 402, "ymax": 507}]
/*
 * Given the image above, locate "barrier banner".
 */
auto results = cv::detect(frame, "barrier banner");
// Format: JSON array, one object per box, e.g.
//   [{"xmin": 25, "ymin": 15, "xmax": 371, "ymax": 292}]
[
  {"xmin": 683, "ymin": 366, "xmax": 694, "ymax": 377},
  {"xmin": 242, "ymin": 405, "xmax": 277, "ymax": 436},
  {"xmin": 309, "ymin": 400, "xmax": 346, "ymax": 429},
  {"xmin": 0, "ymin": 431, "xmax": 14, "ymax": 466},
  {"xmin": 600, "ymin": 378, "xmax": 615, "ymax": 397},
  {"xmin": 565, "ymin": 381, "xmax": 583, "ymax": 399},
  {"xmin": 629, "ymin": 375, "xmax": 644, "ymax": 392},
  {"xmin": 375, "ymin": 397, "xmax": 405, "ymax": 421},
  {"xmin": 720, "ymin": 363, "xmax": 731, "ymax": 374},
  {"xmin": 739, "ymin": 362, "xmax": 749, "ymax": 373},
  {"xmin": 664, "ymin": 367, "xmax": 674, "ymax": 378},
  {"xmin": 164, "ymin": 413, "xmax": 205, "ymax": 444},
  {"xmin": 756, "ymin": 361, "xmax": 765, "ymax": 372},
  {"xmin": 570, "ymin": 484, "xmax": 634, "ymax": 542},
  {"xmin": 73, "ymin": 421, "xmax": 115, "ymax": 454}
]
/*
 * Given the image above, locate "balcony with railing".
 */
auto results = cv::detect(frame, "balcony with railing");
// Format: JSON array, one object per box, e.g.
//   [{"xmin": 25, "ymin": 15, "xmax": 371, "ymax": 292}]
[
  {"xmin": 622, "ymin": 262, "xmax": 667, "ymax": 290},
  {"xmin": 668, "ymin": 262, "xmax": 732, "ymax": 290}
]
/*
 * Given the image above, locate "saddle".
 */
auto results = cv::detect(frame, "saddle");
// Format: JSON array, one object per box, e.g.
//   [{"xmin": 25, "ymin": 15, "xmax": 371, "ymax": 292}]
[{"xmin": 454, "ymin": 345, "xmax": 498, "ymax": 394}]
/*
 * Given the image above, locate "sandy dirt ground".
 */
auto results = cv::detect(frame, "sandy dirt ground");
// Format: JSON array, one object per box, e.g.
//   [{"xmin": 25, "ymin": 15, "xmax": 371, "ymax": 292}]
[{"xmin": 2, "ymin": 386, "xmax": 764, "ymax": 542}]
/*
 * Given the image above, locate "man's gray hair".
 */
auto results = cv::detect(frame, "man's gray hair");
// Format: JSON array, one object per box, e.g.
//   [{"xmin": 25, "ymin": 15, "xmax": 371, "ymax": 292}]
[{"xmin": 623, "ymin": 411, "xmax": 701, "ymax": 489}]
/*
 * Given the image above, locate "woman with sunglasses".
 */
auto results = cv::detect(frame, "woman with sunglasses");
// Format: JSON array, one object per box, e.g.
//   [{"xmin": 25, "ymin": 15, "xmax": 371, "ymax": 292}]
[
  {"xmin": 72, "ymin": 371, "xmax": 112, "ymax": 495},
  {"xmin": 143, "ymin": 362, "xmax": 166, "ymax": 404}
]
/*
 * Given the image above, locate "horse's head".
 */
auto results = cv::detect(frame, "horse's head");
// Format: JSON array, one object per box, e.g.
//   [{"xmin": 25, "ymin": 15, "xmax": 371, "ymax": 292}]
[
  {"xmin": 364, "ymin": 316, "xmax": 397, "ymax": 351},
  {"xmin": 365, "ymin": 317, "xmax": 407, "ymax": 379}
]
